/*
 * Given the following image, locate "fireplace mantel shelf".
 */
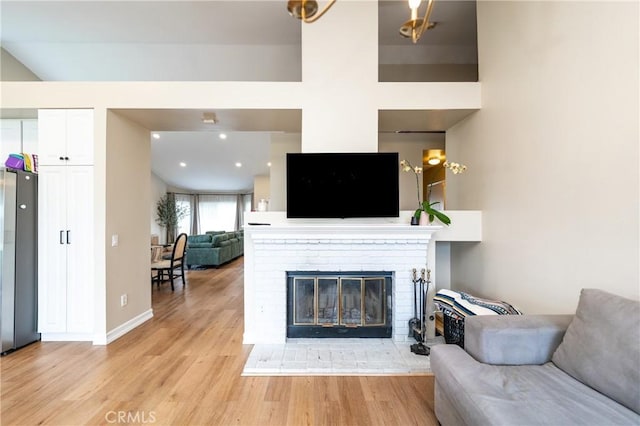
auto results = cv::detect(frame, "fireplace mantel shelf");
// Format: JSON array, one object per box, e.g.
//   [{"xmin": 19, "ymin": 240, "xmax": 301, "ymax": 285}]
[{"xmin": 246, "ymin": 222, "xmax": 441, "ymax": 240}]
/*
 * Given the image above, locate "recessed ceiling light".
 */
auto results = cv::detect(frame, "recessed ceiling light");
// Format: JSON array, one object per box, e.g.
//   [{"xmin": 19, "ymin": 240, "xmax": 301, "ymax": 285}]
[
  {"xmin": 219, "ymin": 133, "xmax": 227, "ymax": 140},
  {"xmin": 267, "ymin": 162, "xmax": 272, "ymax": 167},
  {"xmin": 152, "ymin": 133, "xmax": 160, "ymax": 139},
  {"xmin": 179, "ymin": 162, "xmax": 187, "ymax": 167},
  {"xmin": 235, "ymin": 162, "xmax": 242, "ymax": 168}
]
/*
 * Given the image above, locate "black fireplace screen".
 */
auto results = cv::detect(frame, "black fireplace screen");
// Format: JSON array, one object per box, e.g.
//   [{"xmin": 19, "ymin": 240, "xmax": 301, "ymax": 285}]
[{"xmin": 287, "ymin": 273, "xmax": 392, "ymax": 338}]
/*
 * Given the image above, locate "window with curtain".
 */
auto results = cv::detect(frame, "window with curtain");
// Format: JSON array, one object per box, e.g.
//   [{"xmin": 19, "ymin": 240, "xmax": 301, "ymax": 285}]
[
  {"xmin": 198, "ymin": 194, "xmax": 237, "ymax": 232},
  {"xmin": 175, "ymin": 194, "xmax": 192, "ymax": 236}
]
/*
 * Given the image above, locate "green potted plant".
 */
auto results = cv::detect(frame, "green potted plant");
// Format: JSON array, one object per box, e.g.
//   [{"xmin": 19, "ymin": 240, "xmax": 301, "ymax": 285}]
[
  {"xmin": 156, "ymin": 194, "xmax": 188, "ymax": 244},
  {"xmin": 400, "ymin": 159, "xmax": 467, "ymax": 226}
]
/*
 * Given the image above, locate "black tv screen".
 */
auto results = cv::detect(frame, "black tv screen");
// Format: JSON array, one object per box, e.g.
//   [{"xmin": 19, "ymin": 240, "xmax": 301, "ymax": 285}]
[{"xmin": 286, "ymin": 152, "xmax": 399, "ymax": 219}]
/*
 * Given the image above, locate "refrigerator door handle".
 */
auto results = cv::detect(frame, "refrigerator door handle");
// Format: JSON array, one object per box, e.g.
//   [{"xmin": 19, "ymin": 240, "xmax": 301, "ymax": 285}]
[
  {"xmin": 60, "ymin": 230, "xmax": 64, "ymax": 244},
  {"xmin": 66, "ymin": 230, "xmax": 71, "ymax": 244}
]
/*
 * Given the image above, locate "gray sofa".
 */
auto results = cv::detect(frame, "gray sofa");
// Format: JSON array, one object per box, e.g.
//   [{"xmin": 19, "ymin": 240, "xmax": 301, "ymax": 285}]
[{"xmin": 431, "ymin": 288, "xmax": 640, "ymax": 426}]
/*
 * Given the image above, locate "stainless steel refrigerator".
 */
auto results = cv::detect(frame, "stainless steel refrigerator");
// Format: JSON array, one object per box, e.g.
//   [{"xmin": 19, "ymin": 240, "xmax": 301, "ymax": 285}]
[{"xmin": 0, "ymin": 168, "xmax": 40, "ymax": 354}]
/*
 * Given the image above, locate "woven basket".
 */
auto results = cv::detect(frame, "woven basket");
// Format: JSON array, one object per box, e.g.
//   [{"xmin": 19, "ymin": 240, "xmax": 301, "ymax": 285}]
[{"xmin": 443, "ymin": 312, "xmax": 465, "ymax": 348}]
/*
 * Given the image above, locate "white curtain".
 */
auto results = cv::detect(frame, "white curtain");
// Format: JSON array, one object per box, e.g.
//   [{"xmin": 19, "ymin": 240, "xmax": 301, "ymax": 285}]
[
  {"xmin": 198, "ymin": 194, "xmax": 237, "ymax": 232},
  {"xmin": 175, "ymin": 193, "xmax": 192, "ymax": 236}
]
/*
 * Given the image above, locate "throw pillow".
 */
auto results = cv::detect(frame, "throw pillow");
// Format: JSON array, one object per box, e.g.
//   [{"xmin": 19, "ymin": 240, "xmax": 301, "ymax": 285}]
[{"xmin": 552, "ymin": 288, "xmax": 640, "ymax": 414}]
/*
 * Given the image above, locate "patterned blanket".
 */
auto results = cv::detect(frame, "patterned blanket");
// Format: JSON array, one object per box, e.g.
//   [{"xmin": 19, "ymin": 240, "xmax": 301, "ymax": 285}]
[{"xmin": 434, "ymin": 289, "xmax": 523, "ymax": 320}]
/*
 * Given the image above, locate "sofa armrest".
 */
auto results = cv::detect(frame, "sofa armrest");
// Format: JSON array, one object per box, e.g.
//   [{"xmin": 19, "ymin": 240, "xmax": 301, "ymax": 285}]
[{"xmin": 465, "ymin": 314, "xmax": 573, "ymax": 365}]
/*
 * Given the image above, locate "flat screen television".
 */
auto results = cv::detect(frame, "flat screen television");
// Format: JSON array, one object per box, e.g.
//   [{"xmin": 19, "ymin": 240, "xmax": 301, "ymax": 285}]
[{"xmin": 286, "ymin": 152, "xmax": 399, "ymax": 219}]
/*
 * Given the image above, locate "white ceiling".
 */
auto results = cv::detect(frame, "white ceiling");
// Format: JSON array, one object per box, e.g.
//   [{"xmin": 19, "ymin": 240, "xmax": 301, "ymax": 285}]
[
  {"xmin": 1, "ymin": 0, "xmax": 477, "ymax": 191},
  {"xmin": 150, "ymin": 131, "xmax": 271, "ymax": 192}
]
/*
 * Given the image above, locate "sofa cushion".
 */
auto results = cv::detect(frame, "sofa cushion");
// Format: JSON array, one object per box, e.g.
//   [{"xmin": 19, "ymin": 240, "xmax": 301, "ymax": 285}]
[
  {"xmin": 552, "ymin": 289, "xmax": 640, "ymax": 414},
  {"xmin": 205, "ymin": 231, "xmax": 225, "ymax": 236},
  {"xmin": 187, "ymin": 234, "xmax": 212, "ymax": 244},
  {"xmin": 465, "ymin": 315, "xmax": 573, "ymax": 365},
  {"xmin": 431, "ymin": 344, "xmax": 639, "ymax": 425},
  {"xmin": 187, "ymin": 242, "xmax": 214, "ymax": 249},
  {"xmin": 218, "ymin": 240, "xmax": 231, "ymax": 247},
  {"xmin": 212, "ymin": 234, "xmax": 230, "ymax": 246}
]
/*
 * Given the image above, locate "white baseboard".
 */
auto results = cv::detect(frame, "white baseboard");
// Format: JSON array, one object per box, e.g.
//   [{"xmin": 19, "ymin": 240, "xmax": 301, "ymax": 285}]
[
  {"xmin": 243, "ymin": 331, "xmax": 286, "ymax": 345},
  {"xmin": 93, "ymin": 309, "xmax": 154, "ymax": 345},
  {"xmin": 41, "ymin": 332, "xmax": 94, "ymax": 342}
]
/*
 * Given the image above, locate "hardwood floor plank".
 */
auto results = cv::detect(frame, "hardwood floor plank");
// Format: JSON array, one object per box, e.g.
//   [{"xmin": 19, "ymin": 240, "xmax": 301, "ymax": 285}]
[{"xmin": 1, "ymin": 257, "xmax": 436, "ymax": 425}]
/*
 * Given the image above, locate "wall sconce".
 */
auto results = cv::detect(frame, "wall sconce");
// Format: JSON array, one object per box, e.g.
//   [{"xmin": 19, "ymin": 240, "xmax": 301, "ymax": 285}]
[
  {"xmin": 287, "ymin": 0, "xmax": 337, "ymax": 23},
  {"xmin": 399, "ymin": 0, "xmax": 436, "ymax": 44}
]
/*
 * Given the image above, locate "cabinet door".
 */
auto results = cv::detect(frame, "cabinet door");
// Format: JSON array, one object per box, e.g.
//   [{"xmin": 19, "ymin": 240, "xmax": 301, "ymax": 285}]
[
  {"xmin": 38, "ymin": 110, "xmax": 68, "ymax": 166},
  {"xmin": 65, "ymin": 110, "xmax": 94, "ymax": 166},
  {"xmin": 65, "ymin": 166, "xmax": 94, "ymax": 333},
  {"xmin": 37, "ymin": 166, "xmax": 68, "ymax": 332},
  {"xmin": 0, "ymin": 119, "xmax": 22, "ymax": 163}
]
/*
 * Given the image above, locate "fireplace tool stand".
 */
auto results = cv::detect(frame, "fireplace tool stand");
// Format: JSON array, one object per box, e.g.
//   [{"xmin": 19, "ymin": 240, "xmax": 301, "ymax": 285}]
[{"xmin": 410, "ymin": 268, "xmax": 431, "ymax": 356}]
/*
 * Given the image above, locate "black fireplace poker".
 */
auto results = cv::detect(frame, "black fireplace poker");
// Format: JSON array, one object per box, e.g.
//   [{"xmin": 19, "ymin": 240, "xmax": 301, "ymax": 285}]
[{"xmin": 410, "ymin": 268, "xmax": 431, "ymax": 356}]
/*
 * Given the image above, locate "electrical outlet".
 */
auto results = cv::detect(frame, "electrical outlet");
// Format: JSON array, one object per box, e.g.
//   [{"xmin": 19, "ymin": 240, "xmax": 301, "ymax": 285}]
[
  {"xmin": 112, "ymin": 234, "xmax": 119, "ymax": 247},
  {"xmin": 120, "ymin": 294, "xmax": 128, "ymax": 307}
]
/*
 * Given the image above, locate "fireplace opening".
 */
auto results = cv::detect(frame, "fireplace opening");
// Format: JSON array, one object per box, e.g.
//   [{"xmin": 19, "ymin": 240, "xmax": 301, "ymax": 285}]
[{"xmin": 287, "ymin": 272, "xmax": 392, "ymax": 338}]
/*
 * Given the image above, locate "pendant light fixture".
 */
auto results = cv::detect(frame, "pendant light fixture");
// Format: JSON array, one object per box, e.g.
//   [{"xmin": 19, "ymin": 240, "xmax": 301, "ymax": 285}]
[
  {"xmin": 287, "ymin": 0, "xmax": 337, "ymax": 23},
  {"xmin": 399, "ymin": 0, "xmax": 437, "ymax": 44}
]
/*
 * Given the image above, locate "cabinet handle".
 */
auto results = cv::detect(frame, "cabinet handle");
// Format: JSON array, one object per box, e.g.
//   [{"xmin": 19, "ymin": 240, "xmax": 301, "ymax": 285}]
[
  {"xmin": 60, "ymin": 230, "xmax": 64, "ymax": 244},
  {"xmin": 64, "ymin": 156, "xmax": 70, "ymax": 161},
  {"xmin": 66, "ymin": 230, "xmax": 71, "ymax": 244},
  {"xmin": 59, "ymin": 156, "xmax": 64, "ymax": 161}
]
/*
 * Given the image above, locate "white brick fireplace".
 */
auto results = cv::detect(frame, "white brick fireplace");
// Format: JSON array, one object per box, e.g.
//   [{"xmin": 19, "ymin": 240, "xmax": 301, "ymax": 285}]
[{"xmin": 243, "ymin": 214, "xmax": 442, "ymax": 344}]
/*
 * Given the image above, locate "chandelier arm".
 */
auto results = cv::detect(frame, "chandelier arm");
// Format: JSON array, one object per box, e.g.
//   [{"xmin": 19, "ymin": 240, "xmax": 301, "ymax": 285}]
[
  {"xmin": 415, "ymin": 0, "xmax": 435, "ymax": 40},
  {"xmin": 302, "ymin": 0, "xmax": 337, "ymax": 23}
]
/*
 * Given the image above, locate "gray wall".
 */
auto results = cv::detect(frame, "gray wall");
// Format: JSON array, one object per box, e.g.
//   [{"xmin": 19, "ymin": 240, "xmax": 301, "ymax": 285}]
[
  {"xmin": 1, "ymin": 48, "xmax": 40, "ymax": 81},
  {"xmin": 446, "ymin": 1, "xmax": 639, "ymax": 313}
]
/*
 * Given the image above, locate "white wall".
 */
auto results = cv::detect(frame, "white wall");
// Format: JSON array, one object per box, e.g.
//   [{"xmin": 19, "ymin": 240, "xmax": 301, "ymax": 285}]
[
  {"xmin": 447, "ymin": 1, "xmax": 639, "ymax": 313},
  {"xmin": 105, "ymin": 110, "xmax": 153, "ymax": 331},
  {"xmin": 253, "ymin": 175, "xmax": 270, "ymax": 209},
  {"xmin": 269, "ymin": 133, "xmax": 301, "ymax": 211},
  {"xmin": 150, "ymin": 172, "xmax": 167, "ymax": 244},
  {"xmin": 7, "ymin": 45, "xmax": 300, "ymax": 82},
  {"xmin": 301, "ymin": 1, "xmax": 379, "ymax": 152}
]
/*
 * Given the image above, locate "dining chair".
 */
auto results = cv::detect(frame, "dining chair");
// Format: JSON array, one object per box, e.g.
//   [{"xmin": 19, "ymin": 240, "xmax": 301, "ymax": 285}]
[{"xmin": 151, "ymin": 233, "xmax": 188, "ymax": 291}]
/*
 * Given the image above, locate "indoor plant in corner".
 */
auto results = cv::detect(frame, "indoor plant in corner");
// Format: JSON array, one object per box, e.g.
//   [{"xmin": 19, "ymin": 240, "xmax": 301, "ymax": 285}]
[
  {"xmin": 156, "ymin": 193, "xmax": 188, "ymax": 244},
  {"xmin": 400, "ymin": 159, "xmax": 467, "ymax": 226}
]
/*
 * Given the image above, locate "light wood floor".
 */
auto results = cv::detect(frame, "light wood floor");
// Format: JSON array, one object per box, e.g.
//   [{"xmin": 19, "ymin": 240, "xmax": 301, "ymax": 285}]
[{"xmin": 0, "ymin": 258, "xmax": 437, "ymax": 426}]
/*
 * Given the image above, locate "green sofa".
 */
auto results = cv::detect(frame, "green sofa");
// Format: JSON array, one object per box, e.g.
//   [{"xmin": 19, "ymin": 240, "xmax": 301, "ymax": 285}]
[{"xmin": 186, "ymin": 230, "xmax": 244, "ymax": 268}]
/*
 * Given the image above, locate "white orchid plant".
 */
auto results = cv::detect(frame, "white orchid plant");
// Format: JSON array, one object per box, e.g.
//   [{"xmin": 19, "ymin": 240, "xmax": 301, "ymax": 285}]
[{"xmin": 400, "ymin": 159, "xmax": 467, "ymax": 225}]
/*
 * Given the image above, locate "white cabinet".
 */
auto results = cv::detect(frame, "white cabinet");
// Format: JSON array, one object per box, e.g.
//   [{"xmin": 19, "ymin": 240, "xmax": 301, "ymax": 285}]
[
  {"xmin": 38, "ymin": 165, "xmax": 94, "ymax": 336},
  {"xmin": 37, "ymin": 108, "xmax": 94, "ymax": 339},
  {"xmin": 38, "ymin": 109, "xmax": 93, "ymax": 166}
]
